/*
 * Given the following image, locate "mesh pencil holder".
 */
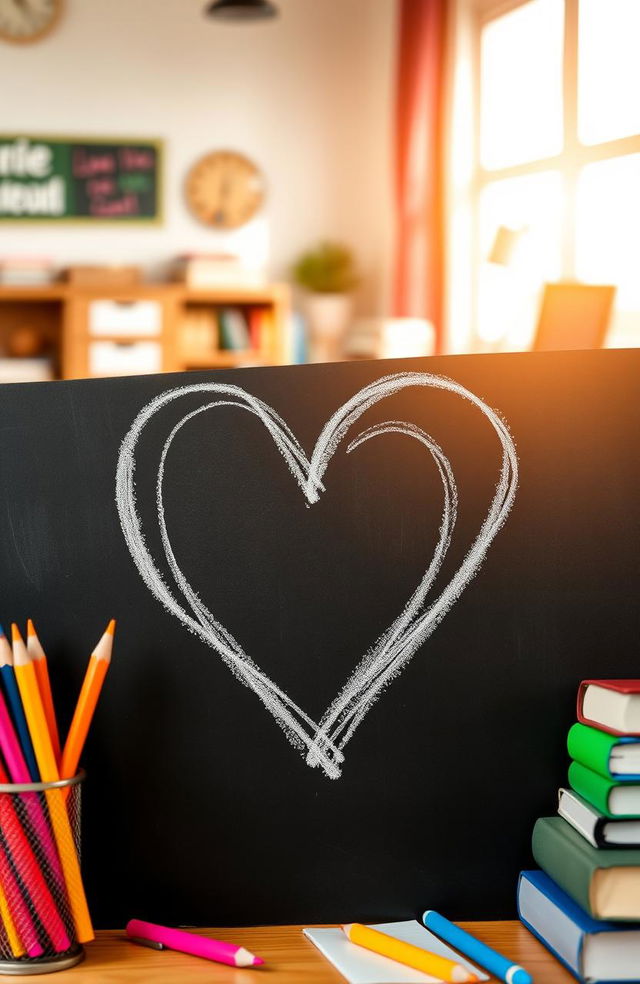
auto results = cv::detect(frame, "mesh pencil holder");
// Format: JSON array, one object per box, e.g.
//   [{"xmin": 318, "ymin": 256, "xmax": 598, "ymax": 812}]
[{"xmin": 0, "ymin": 772, "xmax": 85, "ymax": 975}]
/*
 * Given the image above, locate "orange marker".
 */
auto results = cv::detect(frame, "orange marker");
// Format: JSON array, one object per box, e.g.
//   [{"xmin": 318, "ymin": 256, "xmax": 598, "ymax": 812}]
[
  {"xmin": 27, "ymin": 620, "xmax": 60, "ymax": 763},
  {"xmin": 342, "ymin": 924, "xmax": 478, "ymax": 983},
  {"xmin": 60, "ymin": 620, "xmax": 114, "ymax": 794},
  {"xmin": 12, "ymin": 625, "xmax": 94, "ymax": 943}
]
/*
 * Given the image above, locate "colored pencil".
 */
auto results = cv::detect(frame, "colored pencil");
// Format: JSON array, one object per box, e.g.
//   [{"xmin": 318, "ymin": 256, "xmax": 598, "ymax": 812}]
[
  {"xmin": 126, "ymin": 919, "xmax": 265, "ymax": 967},
  {"xmin": 0, "ymin": 754, "xmax": 70, "ymax": 954},
  {"xmin": 0, "ymin": 824, "xmax": 43, "ymax": 957},
  {"xmin": 12, "ymin": 625, "xmax": 94, "ymax": 944},
  {"xmin": 0, "ymin": 684, "xmax": 71, "ymax": 949},
  {"xmin": 422, "ymin": 912, "xmax": 532, "ymax": 984},
  {"xmin": 0, "ymin": 626, "xmax": 39, "ymax": 781},
  {"xmin": 27, "ymin": 620, "xmax": 61, "ymax": 763},
  {"xmin": 342, "ymin": 923, "xmax": 478, "ymax": 983},
  {"xmin": 60, "ymin": 620, "xmax": 114, "ymax": 798},
  {"xmin": 0, "ymin": 879, "xmax": 24, "ymax": 959}
]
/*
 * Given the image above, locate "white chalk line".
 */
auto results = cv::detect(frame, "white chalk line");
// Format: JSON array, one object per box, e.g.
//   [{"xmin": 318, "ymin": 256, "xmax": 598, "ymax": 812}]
[{"xmin": 115, "ymin": 372, "xmax": 518, "ymax": 779}]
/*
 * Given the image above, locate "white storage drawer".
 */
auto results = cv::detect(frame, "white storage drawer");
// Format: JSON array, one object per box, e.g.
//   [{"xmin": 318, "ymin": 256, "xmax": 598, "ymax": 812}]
[
  {"xmin": 88, "ymin": 299, "xmax": 162, "ymax": 336},
  {"xmin": 89, "ymin": 341, "xmax": 162, "ymax": 376}
]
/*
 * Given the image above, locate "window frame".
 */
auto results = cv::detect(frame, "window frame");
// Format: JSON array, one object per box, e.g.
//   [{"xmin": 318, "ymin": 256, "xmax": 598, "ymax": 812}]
[{"xmin": 449, "ymin": 0, "xmax": 640, "ymax": 350}]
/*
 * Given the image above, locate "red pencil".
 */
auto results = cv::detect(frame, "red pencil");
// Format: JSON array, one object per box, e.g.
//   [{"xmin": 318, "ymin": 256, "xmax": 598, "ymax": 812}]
[{"xmin": 0, "ymin": 756, "xmax": 71, "ymax": 954}]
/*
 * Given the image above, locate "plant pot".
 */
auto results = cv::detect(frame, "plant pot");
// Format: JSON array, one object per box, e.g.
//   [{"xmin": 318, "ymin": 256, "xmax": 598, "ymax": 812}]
[{"xmin": 303, "ymin": 292, "xmax": 354, "ymax": 363}]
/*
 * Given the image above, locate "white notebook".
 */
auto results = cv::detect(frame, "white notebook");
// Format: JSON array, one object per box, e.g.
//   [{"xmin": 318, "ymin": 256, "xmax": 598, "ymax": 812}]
[{"xmin": 303, "ymin": 921, "xmax": 488, "ymax": 984}]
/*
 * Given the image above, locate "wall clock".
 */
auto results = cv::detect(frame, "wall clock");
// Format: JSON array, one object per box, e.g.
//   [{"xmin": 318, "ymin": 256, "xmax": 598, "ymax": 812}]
[
  {"xmin": 185, "ymin": 150, "xmax": 265, "ymax": 230},
  {"xmin": 0, "ymin": 0, "xmax": 62, "ymax": 43}
]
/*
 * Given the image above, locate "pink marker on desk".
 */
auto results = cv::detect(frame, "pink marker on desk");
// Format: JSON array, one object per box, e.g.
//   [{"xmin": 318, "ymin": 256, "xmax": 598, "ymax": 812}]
[{"xmin": 126, "ymin": 919, "xmax": 265, "ymax": 968}]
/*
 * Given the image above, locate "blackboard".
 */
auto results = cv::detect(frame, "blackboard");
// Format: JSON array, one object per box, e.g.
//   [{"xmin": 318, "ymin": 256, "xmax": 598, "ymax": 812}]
[
  {"xmin": 0, "ymin": 136, "xmax": 161, "ymax": 221},
  {"xmin": 0, "ymin": 348, "xmax": 638, "ymax": 930}
]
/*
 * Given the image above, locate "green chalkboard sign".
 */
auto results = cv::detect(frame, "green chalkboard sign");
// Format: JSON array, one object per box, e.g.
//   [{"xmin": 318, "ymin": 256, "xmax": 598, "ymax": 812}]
[{"xmin": 0, "ymin": 135, "xmax": 162, "ymax": 222}]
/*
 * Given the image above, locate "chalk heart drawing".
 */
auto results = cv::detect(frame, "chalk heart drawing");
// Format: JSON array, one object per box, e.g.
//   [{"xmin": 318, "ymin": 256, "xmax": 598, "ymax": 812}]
[{"xmin": 116, "ymin": 371, "xmax": 518, "ymax": 779}]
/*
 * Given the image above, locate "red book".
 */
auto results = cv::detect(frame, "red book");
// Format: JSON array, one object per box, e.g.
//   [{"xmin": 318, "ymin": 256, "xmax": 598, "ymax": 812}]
[{"xmin": 578, "ymin": 680, "xmax": 640, "ymax": 736}]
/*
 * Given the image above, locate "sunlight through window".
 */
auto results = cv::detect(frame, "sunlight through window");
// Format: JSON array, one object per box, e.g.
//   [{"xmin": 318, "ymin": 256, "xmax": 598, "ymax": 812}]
[
  {"xmin": 480, "ymin": 0, "xmax": 564, "ymax": 170},
  {"xmin": 578, "ymin": 0, "xmax": 640, "ymax": 146}
]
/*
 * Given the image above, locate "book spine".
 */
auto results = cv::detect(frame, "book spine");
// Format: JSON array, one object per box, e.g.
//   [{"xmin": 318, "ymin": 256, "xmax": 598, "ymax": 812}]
[
  {"xmin": 569, "ymin": 762, "xmax": 614, "ymax": 816},
  {"xmin": 568, "ymin": 723, "xmax": 616, "ymax": 780},
  {"xmin": 531, "ymin": 819, "xmax": 595, "ymax": 917},
  {"xmin": 516, "ymin": 878, "xmax": 582, "ymax": 982}
]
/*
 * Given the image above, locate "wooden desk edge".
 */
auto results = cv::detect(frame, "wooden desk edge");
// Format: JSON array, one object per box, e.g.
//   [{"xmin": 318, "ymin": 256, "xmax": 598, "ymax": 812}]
[{"xmin": 5, "ymin": 920, "xmax": 576, "ymax": 983}]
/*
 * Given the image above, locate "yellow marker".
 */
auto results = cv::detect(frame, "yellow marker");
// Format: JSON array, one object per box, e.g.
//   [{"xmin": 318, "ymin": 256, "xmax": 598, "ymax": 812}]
[
  {"xmin": 342, "ymin": 923, "xmax": 478, "ymax": 983},
  {"xmin": 0, "ymin": 880, "xmax": 25, "ymax": 958},
  {"xmin": 27, "ymin": 620, "xmax": 61, "ymax": 763},
  {"xmin": 12, "ymin": 625, "xmax": 94, "ymax": 944},
  {"xmin": 61, "ymin": 620, "xmax": 114, "ymax": 799}
]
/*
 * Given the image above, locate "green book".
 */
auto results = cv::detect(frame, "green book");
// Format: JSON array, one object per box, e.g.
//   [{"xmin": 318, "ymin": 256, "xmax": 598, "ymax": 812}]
[
  {"xmin": 568, "ymin": 722, "xmax": 640, "ymax": 780},
  {"xmin": 569, "ymin": 760, "xmax": 640, "ymax": 817},
  {"xmin": 532, "ymin": 816, "xmax": 640, "ymax": 920}
]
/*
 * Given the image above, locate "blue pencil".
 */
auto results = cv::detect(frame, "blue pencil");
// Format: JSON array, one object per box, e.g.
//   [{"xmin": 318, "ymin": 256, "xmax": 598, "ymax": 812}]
[
  {"xmin": 0, "ymin": 625, "xmax": 39, "ymax": 780},
  {"xmin": 422, "ymin": 911, "xmax": 532, "ymax": 984}
]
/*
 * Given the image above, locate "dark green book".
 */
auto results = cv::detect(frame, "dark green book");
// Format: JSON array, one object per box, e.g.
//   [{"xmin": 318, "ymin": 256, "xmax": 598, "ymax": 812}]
[{"xmin": 532, "ymin": 816, "xmax": 640, "ymax": 920}]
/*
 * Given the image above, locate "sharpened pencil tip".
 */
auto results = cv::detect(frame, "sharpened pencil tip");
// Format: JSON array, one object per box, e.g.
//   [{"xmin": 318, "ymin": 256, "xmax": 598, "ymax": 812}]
[
  {"xmin": 11, "ymin": 623, "xmax": 22, "ymax": 644},
  {"xmin": 106, "ymin": 619, "xmax": 116, "ymax": 636},
  {"xmin": 0, "ymin": 624, "xmax": 5, "ymax": 638},
  {"xmin": 27, "ymin": 619, "xmax": 35, "ymax": 637}
]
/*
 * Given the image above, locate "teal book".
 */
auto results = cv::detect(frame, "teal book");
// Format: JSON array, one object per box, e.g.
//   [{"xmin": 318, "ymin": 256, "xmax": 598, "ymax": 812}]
[{"xmin": 532, "ymin": 817, "xmax": 640, "ymax": 920}]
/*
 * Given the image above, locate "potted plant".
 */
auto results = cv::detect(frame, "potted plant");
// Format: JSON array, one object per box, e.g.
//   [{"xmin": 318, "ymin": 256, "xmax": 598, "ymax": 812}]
[{"xmin": 292, "ymin": 241, "xmax": 360, "ymax": 361}]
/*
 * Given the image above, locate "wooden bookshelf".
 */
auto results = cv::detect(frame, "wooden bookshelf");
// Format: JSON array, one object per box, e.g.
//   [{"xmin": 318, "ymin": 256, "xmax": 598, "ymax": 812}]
[{"xmin": 0, "ymin": 282, "xmax": 290, "ymax": 380}]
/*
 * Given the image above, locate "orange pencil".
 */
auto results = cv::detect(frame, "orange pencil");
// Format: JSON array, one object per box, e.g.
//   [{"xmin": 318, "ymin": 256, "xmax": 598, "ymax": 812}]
[
  {"xmin": 60, "ymin": 620, "xmax": 114, "ymax": 796},
  {"xmin": 342, "ymin": 924, "xmax": 478, "ymax": 983},
  {"xmin": 12, "ymin": 625, "xmax": 94, "ymax": 944},
  {"xmin": 27, "ymin": 620, "xmax": 61, "ymax": 763}
]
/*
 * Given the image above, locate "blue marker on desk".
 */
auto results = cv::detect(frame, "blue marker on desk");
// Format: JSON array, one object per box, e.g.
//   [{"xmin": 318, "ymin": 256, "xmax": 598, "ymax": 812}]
[
  {"xmin": 422, "ymin": 911, "xmax": 532, "ymax": 984},
  {"xmin": 0, "ymin": 625, "xmax": 39, "ymax": 780}
]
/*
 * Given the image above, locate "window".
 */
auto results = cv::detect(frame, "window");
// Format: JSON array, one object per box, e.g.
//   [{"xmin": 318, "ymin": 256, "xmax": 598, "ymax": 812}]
[{"xmin": 461, "ymin": 0, "xmax": 640, "ymax": 351}]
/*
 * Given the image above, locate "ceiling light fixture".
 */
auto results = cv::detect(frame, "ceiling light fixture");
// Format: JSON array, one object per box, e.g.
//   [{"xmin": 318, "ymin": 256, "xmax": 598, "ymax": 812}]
[{"xmin": 204, "ymin": 0, "xmax": 279, "ymax": 21}]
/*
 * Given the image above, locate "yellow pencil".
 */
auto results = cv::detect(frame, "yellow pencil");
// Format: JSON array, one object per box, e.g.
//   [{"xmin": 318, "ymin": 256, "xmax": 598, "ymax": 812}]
[
  {"xmin": 0, "ymin": 879, "xmax": 25, "ymax": 958},
  {"xmin": 342, "ymin": 923, "xmax": 478, "ymax": 983},
  {"xmin": 27, "ymin": 620, "xmax": 61, "ymax": 763},
  {"xmin": 60, "ymin": 620, "xmax": 114, "ymax": 798},
  {"xmin": 12, "ymin": 625, "xmax": 94, "ymax": 944}
]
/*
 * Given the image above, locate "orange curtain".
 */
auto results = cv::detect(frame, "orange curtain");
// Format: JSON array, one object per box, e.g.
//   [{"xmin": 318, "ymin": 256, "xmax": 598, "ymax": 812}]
[{"xmin": 393, "ymin": 0, "xmax": 447, "ymax": 351}]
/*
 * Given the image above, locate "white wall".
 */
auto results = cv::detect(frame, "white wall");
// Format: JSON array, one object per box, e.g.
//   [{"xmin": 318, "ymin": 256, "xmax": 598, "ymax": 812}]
[{"xmin": 0, "ymin": 0, "xmax": 396, "ymax": 312}]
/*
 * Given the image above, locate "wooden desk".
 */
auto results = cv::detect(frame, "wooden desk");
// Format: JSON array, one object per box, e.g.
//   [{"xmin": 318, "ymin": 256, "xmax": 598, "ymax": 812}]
[{"xmin": 10, "ymin": 922, "xmax": 574, "ymax": 983}]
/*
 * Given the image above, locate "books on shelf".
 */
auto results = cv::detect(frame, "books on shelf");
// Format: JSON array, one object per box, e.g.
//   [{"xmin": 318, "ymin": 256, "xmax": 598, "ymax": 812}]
[
  {"xmin": 518, "ymin": 870, "xmax": 640, "ymax": 984},
  {"xmin": 519, "ymin": 679, "xmax": 640, "ymax": 981},
  {"xmin": 174, "ymin": 253, "xmax": 266, "ymax": 290},
  {"xmin": 218, "ymin": 308, "xmax": 250, "ymax": 350},
  {"xmin": 179, "ymin": 306, "xmax": 274, "ymax": 363},
  {"xmin": 0, "ymin": 358, "xmax": 53, "ymax": 383},
  {"xmin": 0, "ymin": 257, "xmax": 56, "ymax": 286}
]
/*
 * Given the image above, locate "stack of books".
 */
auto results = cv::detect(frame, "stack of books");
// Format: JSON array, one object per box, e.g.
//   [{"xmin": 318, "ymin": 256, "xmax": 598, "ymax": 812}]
[
  {"xmin": 0, "ymin": 257, "xmax": 55, "ymax": 286},
  {"xmin": 517, "ymin": 679, "xmax": 640, "ymax": 984},
  {"xmin": 173, "ymin": 253, "xmax": 265, "ymax": 289}
]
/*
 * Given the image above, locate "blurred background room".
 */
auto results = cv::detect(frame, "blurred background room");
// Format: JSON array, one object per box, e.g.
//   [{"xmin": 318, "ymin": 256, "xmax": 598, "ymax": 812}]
[{"xmin": 0, "ymin": 0, "xmax": 636, "ymax": 381}]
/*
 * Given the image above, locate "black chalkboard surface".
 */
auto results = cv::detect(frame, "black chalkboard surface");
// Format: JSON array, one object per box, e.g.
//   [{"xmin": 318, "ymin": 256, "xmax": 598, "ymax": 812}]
[{"xmin": 0, "ymin": 348, "xmax": 638, "ymax": 929}]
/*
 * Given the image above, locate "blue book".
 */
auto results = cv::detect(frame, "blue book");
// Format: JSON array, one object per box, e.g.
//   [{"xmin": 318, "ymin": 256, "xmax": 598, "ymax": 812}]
[{"xmin": 517, "ymin": 870, "xmax": 640, "ymax": 983}]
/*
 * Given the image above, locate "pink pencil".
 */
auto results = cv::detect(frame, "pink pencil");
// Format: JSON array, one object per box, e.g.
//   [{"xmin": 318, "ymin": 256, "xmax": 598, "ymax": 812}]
[
  {"xmin": 0, "ymin": 688, "xmax": 71, "ymax": 952},
  {"xmin": 126, "ymin": 919, "xmax": 265, "ymax": 968}
]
